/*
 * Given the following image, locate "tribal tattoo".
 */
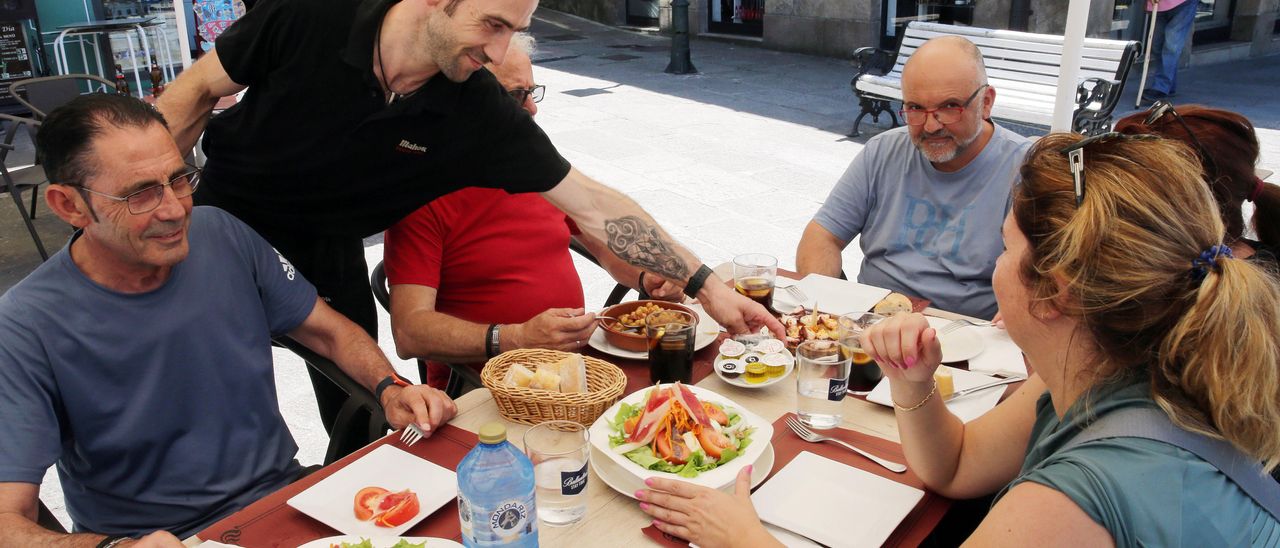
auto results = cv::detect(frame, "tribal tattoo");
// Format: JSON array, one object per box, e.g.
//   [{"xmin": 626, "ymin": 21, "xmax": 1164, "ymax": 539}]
[{"xmin": 604, "ymin": 216, "xmax": 691, "ymax": 281}]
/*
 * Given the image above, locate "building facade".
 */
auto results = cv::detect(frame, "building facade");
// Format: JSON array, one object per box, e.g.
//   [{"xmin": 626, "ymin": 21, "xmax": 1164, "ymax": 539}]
[{"xmin": 541, "ymin": 0, "xmax": 1280, "ymax": 64}]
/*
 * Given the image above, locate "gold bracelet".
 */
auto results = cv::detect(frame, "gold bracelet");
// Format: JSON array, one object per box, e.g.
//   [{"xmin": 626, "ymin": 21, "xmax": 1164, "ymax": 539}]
[{"xmin": 893, "ymin": 380, "xmax": 937, "ymax": 412}]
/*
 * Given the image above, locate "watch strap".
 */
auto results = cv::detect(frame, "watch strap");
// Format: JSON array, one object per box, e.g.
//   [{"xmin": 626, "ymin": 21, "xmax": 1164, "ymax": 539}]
[
  {"xmin": 683, "ymin": 264, "xmax": 714, "ymax": 299},
  {"xmin": 486, "ymin": 323, "xmax": 501, "ymax": 358},
  {"xmin": 375, "ymin": 373, "xmax": 412, "ymax": 404}
]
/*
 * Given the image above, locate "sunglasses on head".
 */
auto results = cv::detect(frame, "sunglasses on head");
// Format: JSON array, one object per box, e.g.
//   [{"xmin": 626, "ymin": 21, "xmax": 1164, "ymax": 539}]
[
  {"xmin": 1059, "ymin": 132, "xmax": 1161, "ymax": 207},
  {"xmin": 1143, "ymin": 100, "xmax": 1219, "ymax": 177}
]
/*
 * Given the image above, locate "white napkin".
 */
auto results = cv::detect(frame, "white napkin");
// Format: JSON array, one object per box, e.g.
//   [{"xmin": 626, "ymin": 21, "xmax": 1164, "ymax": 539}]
[
  {"xmin": 751, "ymin": 451, "xmax": 924, "ymax": 548},
  {"xmin": 865, "ymin": 367, "xmax": 1005, "ymax": 423},
  {"xmin": 965, "ymin": 327, "xmax": 1028, "ymax": 378},
  {"xmin": 772, "ymin": 273, "xmax": 891, "ymax": 315}
]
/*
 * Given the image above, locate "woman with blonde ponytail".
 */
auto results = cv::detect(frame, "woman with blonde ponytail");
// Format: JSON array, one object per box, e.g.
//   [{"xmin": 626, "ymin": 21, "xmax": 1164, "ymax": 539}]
[
  {"xmin": 862, "ymin": 133, "xmax": 1280, "ymax": 545},
  {"xmin": 628, "ymin": 134, "xmax": 1279, "ymax": 547}
]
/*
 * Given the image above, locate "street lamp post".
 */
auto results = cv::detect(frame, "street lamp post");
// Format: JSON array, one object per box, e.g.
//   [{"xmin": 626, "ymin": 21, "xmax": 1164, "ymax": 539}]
[{"xmin": 665, "ymin": 0, "xmax": 697, "ymax": 74}]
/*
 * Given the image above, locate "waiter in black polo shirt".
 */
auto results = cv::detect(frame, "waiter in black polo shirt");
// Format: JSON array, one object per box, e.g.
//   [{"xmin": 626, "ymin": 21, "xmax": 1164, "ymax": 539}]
[{"xmin": 158, "ymin": 0, "xmax": 783, "ymax": 456}]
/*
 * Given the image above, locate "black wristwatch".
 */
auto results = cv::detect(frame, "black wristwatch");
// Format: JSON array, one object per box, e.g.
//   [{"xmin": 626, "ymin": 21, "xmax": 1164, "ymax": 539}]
[
  {"xmin": 486, "ymin": 323, "xmax": 502, "ymax": 358},
  {"xmin": 97, "ymin": 536, "xmax": 131, "ymax": 548},
  {"xmin": 683, "ymin": 264, "xmax": 714, "ymax": 299},
  {"xmin": 375, "ymin": 372, "xmax": 413, "ymax": 404}
]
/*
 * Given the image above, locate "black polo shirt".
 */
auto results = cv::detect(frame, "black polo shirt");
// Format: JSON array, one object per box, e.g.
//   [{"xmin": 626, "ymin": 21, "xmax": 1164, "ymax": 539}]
[{"xmin": 198, "ymin": 0, "xmax": 571, "ymax": 237}]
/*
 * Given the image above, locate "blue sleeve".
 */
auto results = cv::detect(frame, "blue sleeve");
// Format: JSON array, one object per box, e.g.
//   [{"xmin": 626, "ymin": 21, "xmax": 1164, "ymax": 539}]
[
  {"xmin": 207, "ymin": 208, "xmax": 318, "ymax": 335},
  {"xmin": 812, "ymin": 139, "xmax": 876, "ymax": 243},
  {"xmin": 0, "ymin": 304, "xmax": 62, "ymax": 484}
]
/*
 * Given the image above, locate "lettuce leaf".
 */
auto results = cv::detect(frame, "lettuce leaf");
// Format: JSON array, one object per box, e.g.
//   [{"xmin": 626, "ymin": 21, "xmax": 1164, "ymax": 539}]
[
  {"xmin": 391, "ymin": 541, "xmax": 428, "ymax": 548},
  {"xmin": 338, "ymin": 540, "xmax": 374, "ymax": 548},
  {"xmin": 609, "ymin": 403, "xmax": 644, "ymax": 446}
]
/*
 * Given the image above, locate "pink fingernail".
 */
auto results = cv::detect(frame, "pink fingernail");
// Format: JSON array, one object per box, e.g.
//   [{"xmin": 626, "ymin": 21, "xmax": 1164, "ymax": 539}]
[
  {"xmin": 644, "ymin": 478, "xmax": 655, "ymax": 486},
  {"xmin": 635, "ymin": 490, "xmax": 646, "ymax": 499},
  {"xmin": 905, "ymin": 356, "xmax": 916, "ymax": 368},
  {"xmin": 639, "ymin": 502, "xmax": 650, "ymax": 511}
]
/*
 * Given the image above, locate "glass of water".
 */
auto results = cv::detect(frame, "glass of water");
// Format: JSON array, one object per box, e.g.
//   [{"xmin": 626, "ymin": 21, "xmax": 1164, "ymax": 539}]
[
  {"xmin": 795, "ymin": 339, "xmax": 851, "ymax": 429},
  {"xmin": 523, "ymin": 420, "xmax": 590, "ymax": 526}
]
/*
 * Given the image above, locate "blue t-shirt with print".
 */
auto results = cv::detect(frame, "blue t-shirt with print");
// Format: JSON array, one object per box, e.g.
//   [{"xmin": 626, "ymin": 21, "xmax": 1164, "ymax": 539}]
[
  {"xmin": 0, "ymin": 206, "xmax": 318, "ymax": 537},
  {"xmin": 813, "ymin": 124, "xmax": 1030, "ymax": 318}
]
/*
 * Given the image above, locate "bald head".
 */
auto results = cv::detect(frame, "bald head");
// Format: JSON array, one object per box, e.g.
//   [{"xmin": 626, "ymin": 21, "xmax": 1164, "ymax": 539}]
[{"xmin": 902, "ymin": 36, "xmax": 987, "ymax": 93}]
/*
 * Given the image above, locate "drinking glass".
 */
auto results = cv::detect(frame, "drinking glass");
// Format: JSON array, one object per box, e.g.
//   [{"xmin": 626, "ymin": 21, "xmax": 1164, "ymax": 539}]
[
  {"xmin": 524, "ymin": 420, "xmax": 590, "ymax": 526},
  {"xmin": 838, "ymin": 312, "xmax": 886, "ymax": 395},
  {"xmin": 645, "ymin": 309, "xmax": 697, "ymax": 384},
  {"xmin": 795, "ymin": 339, "xmax": 850, "ymax": 429},
  {"xmin": 732, "ymin": 253, "xmax": 778, "ymax": 310}
]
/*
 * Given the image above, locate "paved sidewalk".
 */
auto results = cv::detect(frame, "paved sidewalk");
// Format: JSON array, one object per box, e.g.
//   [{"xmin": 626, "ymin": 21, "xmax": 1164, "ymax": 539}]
[{"xmin": 26, "ymin": 8, "xmax": 1280, "ymax": 530}]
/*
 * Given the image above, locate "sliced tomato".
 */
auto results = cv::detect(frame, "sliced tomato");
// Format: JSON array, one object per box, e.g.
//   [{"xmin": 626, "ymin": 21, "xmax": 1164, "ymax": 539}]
[
  {"xmin": 374, "ymin": 489, "xmax": 420, "ymax": 528},
  {"xmin": 624, "ymin": 415, "xmax": 640, "ymax": 436},
  {"xmin": 354, "ymin": 486, "xmax": 389, "ymax": 521},
  {"xmin": 655, "ymin": 426, "xmax": 691, "ymax": 465},
  {"xmin": 702, "ymin": 402, "xmax": 729, "ymax": 426},
  {"xmin": 696, "ymin": 427, "xmax": 733, "ymax": 459}
]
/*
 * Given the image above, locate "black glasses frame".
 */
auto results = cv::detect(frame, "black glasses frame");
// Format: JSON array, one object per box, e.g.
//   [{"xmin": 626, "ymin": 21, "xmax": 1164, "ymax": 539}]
[
  {"xmin": 77, "ymin": 165, "xmax": 202, "ymax": 215},
  {"xmin": 898, "ymin": 84, "xmax": 988, "ymax": 126},
  {"xmin": 1143, "ymin": 100, "xmax": 1219, "ymax": 177},
  {"xmin": 1059, "ymin": 132, "xmax": 1160, "ymax": 207},
  {"xmin": 508, "ymin": 85, "xmax": 545, "ymax": 105}
]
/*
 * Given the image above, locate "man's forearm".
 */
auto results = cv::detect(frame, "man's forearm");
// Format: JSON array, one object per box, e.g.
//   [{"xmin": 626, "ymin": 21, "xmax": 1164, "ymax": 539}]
[
  {"xmin": 0, "ymin": 513, "xmax": 106, "ymax": 547},
  {"xmin": 575, "ymin": 235, "xmax": 646, "ymax": 290},
  {"xmin": 392, "ymin": 310, "xmax": 493, "ymax": 363},
  {"xmin": 154, "ymin": 79, "xmax": 218, "ymax": 153},
  {"xmin": 796, "ymin": 221, "xmax": 848, "ymax": 278}
]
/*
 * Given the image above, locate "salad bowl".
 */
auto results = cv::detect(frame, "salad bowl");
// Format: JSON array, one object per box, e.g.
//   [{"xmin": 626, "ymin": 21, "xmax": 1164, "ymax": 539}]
[{"xmin": 587, "ymin": 383, "xmax": 774, "ymax": 491}]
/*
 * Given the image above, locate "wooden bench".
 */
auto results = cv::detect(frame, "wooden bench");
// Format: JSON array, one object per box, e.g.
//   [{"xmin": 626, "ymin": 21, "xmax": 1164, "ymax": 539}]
[{"xmin": 849, "ymin": 22, "xmax": 1140, "ymax": 137}]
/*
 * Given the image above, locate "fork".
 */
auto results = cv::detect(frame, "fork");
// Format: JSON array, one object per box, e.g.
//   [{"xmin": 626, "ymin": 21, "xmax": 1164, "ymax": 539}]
[
  {"xmin": 785, "ymin": 417, "xmax": 907, "ymax": 473},
  {"xmin": 778, "ymin": 283, "xmax": 807, "ymax": 303},
  {"xmin": 400, "ymin": 424, "xmax": 426, "ymax": 447},
  {"xmin": 937, "ymin": 317, "xmax": 993, "ymax": 335}
]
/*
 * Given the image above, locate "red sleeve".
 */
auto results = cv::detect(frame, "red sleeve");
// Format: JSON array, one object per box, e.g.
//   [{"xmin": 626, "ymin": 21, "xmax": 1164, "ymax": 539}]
[
  {"xmin": 383, "ymin": 204, "xmax": 446, "ymax": 289},
  {"xmin": 564, "ymin": 216, "xmax": 581, "ymax": 236}
]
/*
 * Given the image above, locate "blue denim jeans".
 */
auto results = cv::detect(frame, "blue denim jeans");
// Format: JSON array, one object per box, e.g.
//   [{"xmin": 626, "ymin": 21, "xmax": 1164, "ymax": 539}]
[{"xmin": 1147, "ymin": 0, "xmax": 1197, "ymax": 95}]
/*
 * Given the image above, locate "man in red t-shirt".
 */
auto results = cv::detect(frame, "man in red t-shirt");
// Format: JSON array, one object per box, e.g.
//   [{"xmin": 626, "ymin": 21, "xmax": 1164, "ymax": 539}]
[{"xmin": 384, "ymin": 35, "xmax": 680, "ymax": 389}]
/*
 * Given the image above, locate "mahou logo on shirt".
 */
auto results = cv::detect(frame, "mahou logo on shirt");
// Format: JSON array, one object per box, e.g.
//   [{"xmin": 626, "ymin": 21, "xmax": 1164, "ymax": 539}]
[{"xmin": 395, "ymin": 139, "xmax": 429, "ymax": 155}]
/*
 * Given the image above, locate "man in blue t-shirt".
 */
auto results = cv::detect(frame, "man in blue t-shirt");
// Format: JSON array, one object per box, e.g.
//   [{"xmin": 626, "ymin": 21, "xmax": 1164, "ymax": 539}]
[
  {"xmin": 0, "ymin": 95, "xmax": 456, "ymax": 546},
  {"xmin": 797, "ymin": 36, "xmax": 1031, "ymax": 319}
]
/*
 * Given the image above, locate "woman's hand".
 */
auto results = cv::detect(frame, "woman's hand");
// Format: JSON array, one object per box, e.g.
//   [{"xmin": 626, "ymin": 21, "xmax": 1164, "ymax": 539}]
[
  {"xmin": 636, "ymin": 466, "xmax": 781, "ymax": 548},
  {"xmin": 862, "ymin": 312, "xmax": 942, "ymax": 384}
]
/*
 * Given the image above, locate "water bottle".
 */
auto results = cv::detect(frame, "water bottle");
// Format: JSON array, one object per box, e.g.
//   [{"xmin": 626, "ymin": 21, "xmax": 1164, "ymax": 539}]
[{"xmin": 457, "ymin": 423, "xmax": 538, "ymax": 547}]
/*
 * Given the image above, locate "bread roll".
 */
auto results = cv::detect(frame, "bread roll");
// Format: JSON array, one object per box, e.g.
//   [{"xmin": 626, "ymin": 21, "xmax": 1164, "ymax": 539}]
[
  {"xmin": 529, "ymin": 368, "xmax": 562, "ymax": 391},
  {"xmin": 558, "ymin": 354, "xmax": 588, "ymax": 393},
  {"xmin": 873, "ymin": 293, "xmax": 913, "ymax": 316},
  {"xmin": 504, "ymin": 363, "xmax": 536, "ymax": 388}
]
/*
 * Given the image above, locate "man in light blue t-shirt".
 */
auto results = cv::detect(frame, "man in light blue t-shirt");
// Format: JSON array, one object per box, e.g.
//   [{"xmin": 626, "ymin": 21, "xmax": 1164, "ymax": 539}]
[
  {"xmin": 0, "ymin": 95, "xmax": 457, "ymax": 546},
  {"xmin": 797, "ymin": 36, "xmax": 1031, "ymax": 319}
]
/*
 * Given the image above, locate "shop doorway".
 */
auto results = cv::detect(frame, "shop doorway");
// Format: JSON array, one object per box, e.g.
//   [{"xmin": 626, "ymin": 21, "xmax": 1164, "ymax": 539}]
[
  {"xmin": 880, "ymin": 0, "xmax": 975, "ymax": 49},
  {"xmin": 626, "ymin": 0, "xmax": 659, "ymax": 27},
  {"xmin": 707, "ymin": 0, "xmax": 763, "ymax": 36},
  {"xmin": 1192, "ymin": 0, "xmax": 1234, "ymax": 43}
]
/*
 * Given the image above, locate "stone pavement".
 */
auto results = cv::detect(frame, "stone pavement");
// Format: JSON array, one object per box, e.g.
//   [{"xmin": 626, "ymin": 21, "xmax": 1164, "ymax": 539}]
[{"xmin": 19, "ymin": 7, "xmax": 1280, "ymax": 530}]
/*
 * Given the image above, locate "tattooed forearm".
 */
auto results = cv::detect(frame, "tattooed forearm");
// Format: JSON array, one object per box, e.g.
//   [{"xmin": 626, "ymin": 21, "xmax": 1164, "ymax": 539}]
[{"xmin": 604, "ymin": 216, "xmax": 691, "ymax": 281}]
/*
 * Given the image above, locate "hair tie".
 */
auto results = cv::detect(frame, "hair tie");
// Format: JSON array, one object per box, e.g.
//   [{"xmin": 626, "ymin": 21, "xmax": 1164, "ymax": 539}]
[
  {"xmin": 1190, "ymin": 244, "xmax": 1233, "ymax": 282},
  {"xmin": 1248, "ymin": 177, "xmax": 1265, "ymax": 203}
]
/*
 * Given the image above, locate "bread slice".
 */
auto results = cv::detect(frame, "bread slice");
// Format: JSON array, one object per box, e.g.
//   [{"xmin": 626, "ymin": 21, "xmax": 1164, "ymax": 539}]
[
  {"xmin": 529, "ymin": 368, "xmax": 562, "ymax": 391},
  {"xmin": 558, "ymin": 354, "xmax": 588, "ymax": 393},
  {"xmin": 873, "ymin": 293, "xmax": 913, "ymax": 316},
  {"xmin": 504, "ymin": 363, "xmax": 536, "ymax": 388}
]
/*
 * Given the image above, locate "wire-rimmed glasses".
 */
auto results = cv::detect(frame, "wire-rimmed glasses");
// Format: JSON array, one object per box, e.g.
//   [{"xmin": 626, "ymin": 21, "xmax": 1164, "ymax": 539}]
[
  {"xmin": 899, "ymin": 84, "xmax": 988, "ymax": 126},
  {"xmin": 77, "ymin": 165, "xmax": 202, "ymax": 214},
  {"xmin": 508, "ymin": 85, "xmax": 545, "ymax": 105}
]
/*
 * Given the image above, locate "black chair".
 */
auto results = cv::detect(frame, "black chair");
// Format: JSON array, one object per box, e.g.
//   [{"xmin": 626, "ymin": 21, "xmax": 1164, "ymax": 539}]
[
  {"xmin": 8, "ymin": 74, "xmax": 115, "ymax": 119},
  {"xmin": 272, "ymin": 335, "xmax": 389, "ymax": 465},
  {"xmin": 37, "ymin": 498, "xmax": 66, "ymax": 533},
  {"xmin": 0, "ymin": 113, "xmax": 48, "ymax": 260}
]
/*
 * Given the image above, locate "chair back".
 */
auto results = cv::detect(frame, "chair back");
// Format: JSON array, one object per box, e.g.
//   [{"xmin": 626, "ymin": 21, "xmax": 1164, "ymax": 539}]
[
  {"xmin": 8, "ymin": 75, "xmax": 115, "ymax": 119},
  {"xmin": 371, "ymin": 260, "xmax": 390, "ymax": 312}
]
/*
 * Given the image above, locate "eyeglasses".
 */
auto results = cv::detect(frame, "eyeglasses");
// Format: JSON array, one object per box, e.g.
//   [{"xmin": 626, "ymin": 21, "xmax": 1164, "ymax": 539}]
[
  {"xmin": 78, "ymin": 166, "xmax": 202, "ymax": 214},
  {"xmin": 1143, "ymin": 100, "xmax": 1218, "ymax": 176},
  {"xmin": 899, "ymin": 84, "xmax": 988, "ymax": 126},
  {"xmin": 1059, "ymin": 132, "xmax": 1160, "ymax": 207},
  {"xmin": 508, "ymin": 85, "xmax": 545, "ymax": 105}
]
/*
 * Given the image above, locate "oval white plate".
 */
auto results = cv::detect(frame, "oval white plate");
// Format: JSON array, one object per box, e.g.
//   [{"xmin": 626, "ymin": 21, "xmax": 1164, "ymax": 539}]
[
  {"xmin": 587, "ymin": 384, "xmax": 773, "ymax": 491},
  {"xmin": 587, "ymin": 303, "xmax": 719, "ymax": 360},
  {"xmin": 297, "ymin": 536, "xmax": 464, "ymax": 548},
  {"xmin": 713, "ymin": 346, "xmax": 794, "ymax": 389},
  {"xmin": 925, "ymin": 316, "xmax": 986, "ymax": 363}
]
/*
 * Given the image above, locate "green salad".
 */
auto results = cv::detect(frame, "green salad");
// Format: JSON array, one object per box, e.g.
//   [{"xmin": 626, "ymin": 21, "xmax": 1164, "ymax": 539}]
[{"xmin": 607, "ymin": 386, "xmax": 755, "ymax": 478}]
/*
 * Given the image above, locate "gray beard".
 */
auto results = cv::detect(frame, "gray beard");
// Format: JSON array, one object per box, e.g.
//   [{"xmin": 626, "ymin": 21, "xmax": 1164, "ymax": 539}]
[{"xmin": 916, "ymin": 122, "xmax": 983, "ymax": 164}]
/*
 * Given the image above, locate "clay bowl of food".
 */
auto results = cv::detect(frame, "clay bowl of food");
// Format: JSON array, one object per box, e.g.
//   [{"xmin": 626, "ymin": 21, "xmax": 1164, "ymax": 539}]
[{"xmin": 598, "ymin": 300, "xmax": 697, "ymax": 353}]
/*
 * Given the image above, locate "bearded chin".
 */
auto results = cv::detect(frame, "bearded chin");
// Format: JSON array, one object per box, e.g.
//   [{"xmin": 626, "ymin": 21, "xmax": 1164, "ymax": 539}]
[{"xmin": 916, "ymin": 123, "xmax": 982, "ymax": 164}]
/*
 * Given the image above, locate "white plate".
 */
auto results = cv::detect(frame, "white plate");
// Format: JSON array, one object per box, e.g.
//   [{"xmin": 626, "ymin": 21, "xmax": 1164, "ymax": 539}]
[
  {"xmin": 752, "ymin": 451, "xmax": 924, "ymax": 548},
  {"xmin": 865, "ymin": 366, "xmax": 1005, "ymax": 423},
  {"xmin": 588, "ymin": 384, "xmax": 774, "ymax": 490},
  {"xmin": 297, "ymin": 536, "xmax": 464, "ymax": 548},
  {"xmin": 587, "ymin": 303, "xmax": 719, "ymax": 360},
  {"xmin": 590, "ymin": 440, "xmax": 774, "ymax": 499},
  {"xmin": 713, "ymin": 345, "xmax": 794, "ymax": 389},
  {"xmin": 286, "ymin": 445, "xmax": 457, "ymax": 538},
  {"xmin": 925, "ymin": 316, "xmax": 986, "ymax": 363},
  {"xmin": 771, "ymin": 273, "xmax": 892, "ymax": 316}
]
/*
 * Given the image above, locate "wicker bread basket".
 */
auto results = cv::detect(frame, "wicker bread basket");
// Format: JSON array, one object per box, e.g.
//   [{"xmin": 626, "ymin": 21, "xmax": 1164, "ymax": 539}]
[{"xmin": 481, "ymin": 349, "xmax": 627, "ymax": 426}]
